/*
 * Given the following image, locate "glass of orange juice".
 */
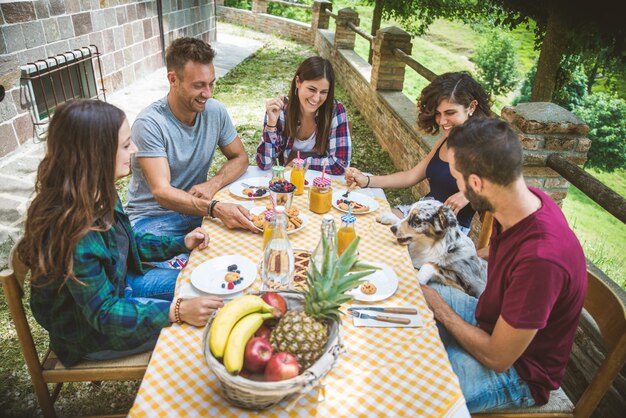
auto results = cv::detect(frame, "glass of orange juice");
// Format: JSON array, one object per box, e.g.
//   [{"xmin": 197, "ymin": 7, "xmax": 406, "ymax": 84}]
[
  {"xmin": 262, "ymin": 209, "xmax": 275, "ymax": 249},
  {"xmin": 309, "ymin": 177, "xmax": 332, "ymax": 214},
  {"xmin": 291, "ymin": 156, "xmax": 305, "ymax": 196},
  {"xmin": 337, "ymin": 213, "xmax": 357, "ymax": 255}
]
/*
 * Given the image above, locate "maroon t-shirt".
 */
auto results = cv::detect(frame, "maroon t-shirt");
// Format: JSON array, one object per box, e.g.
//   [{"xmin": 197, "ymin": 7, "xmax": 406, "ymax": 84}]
[{"xmin": 476, "ymin": 188, "xmax": 587, "ymax": 405}]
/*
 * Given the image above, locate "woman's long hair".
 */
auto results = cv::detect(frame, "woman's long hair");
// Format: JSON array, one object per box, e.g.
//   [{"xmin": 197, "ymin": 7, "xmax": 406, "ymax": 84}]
[
  {"xmin": 284, "ymin": 56, "xmax": 335, "ymax": 155},
  {"xmin": 18, "ymin": 99, "xmax": 125, "ymax": 286},
  {"xmin": 417, "ymin": 72, "xmax": 494, "ymax": 135}
]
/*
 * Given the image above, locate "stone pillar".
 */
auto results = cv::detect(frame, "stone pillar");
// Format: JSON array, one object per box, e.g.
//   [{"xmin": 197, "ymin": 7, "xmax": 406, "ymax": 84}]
[
  {"xmin": 501, "ymin": 102, "xmax": 591, "ymax": 205},
  {"xmin": 312, "ymin": 1, "xmax": 332, "ymax": 32},
  {"xmin": 370, "ymin": 26, "xmax": 412, "ymax": 91},
  {"xmin": 252, "ymin": 0, "xmax": 269, "ymax": 14},
  {"xmin": 334, "ymin": 8, "xmax": 359, "ymax": 50},
  {"xmin": 215, "ymin": 0, "xmax": 225, "ymax": 6}
]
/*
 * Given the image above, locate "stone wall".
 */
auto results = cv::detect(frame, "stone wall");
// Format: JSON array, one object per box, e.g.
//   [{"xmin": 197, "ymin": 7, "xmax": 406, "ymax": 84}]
[{"xmin": 0, "ymin": 0, "xmax": 216, "ymax": 158}]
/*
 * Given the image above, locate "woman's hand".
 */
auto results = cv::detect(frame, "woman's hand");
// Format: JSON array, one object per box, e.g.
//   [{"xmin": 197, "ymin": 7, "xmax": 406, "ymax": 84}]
[
  {"xmin": 265, "ymin": 96, "xmax": 285, "ymax": 127},
  {"xmin": 173, "ymin": 296, "xmax": 224, "ymax": 327},
  {"xmin": 184, "ymin": 227, "xmax": 209, "ymax": 251},
  {"xmin": 344, "ymin": 167, "xmax": 369, "ymax": 188},
  {"xmin": 444, "ymin": 192, "xmax": 469, "ymax": 215}
]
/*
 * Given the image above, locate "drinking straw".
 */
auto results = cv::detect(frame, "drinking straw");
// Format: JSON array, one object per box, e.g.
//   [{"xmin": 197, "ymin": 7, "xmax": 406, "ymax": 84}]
[
  {"xmin": 321, "ymin": 160, "xmax": 327, "ymax": 180},
  {"xmin": 298, "ymin": 151, "xmax": 300, "ymax": 160},
  {"xmin": 268, "ymin": 191, "xmax": 276, "ymax": 209}
]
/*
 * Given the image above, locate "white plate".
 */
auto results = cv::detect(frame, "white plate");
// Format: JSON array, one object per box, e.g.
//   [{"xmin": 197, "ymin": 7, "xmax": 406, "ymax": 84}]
[
  {"xmin": 229, "ymin": 177, "xmax": 270, "ymax": 199},
  {"xmin": 332, "ymin": 190, "xmax": 379, "ymax": 214},
  {"xmin": 286, "ymin": 169, "xmax": 322, "ymax": 188},
  {"xmin": 249, "ymin": 206, "xmax": 308, "ymax": 235},
  {"xmin": 190, "ymin": 255, "xmax": 257, "ymax": 295},
  {"xmin": 347, "ymin": 263, "xmax": 399, "ymax": 302}
]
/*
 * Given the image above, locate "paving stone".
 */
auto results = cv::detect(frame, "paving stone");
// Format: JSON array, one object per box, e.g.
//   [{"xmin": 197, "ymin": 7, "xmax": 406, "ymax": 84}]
[
  {"xmin": 2, "ymin": 25, "xmax": 25, "ymax": 53},
  {"xmin": 42, "ymin": 17, "xmax": 61, "ymax": 43},
  {"xmin": 0, "ymin": 196, "xmax": 23, "ymax": 224},
  {"xmin": 58, "ymin": 15, "xmax": 75, "ymax": 39},
  {"xmin": 72, "ymin": 12, "xmax": 93, "ymax": 37},
  {"xmin": 1, "ymin": 2, "xmax": 36, "ymax": 24},
  {"xmin": 48, "ymin": 0, "xmax": 66, "ymax": 16},
  {"xmin": 34, "ymin": 0, "xmax": 50, "ymax": 19},
  {"xmin": 22, "ymin": 21, "xmax": 46, "ymax": 49},
  {"xmin": 0, "ymin": 156, "xmax": 42, "ymax": 177}
]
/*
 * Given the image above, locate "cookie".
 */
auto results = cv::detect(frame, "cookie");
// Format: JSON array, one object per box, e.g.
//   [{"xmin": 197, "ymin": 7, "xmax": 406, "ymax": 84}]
[
  {"xmin": 225, "ymin": 272, "xmax": 240, "ymax": 283},
  {"xmin": 360, "ymin": 282, "xmax": 377, "ymax": 295}
]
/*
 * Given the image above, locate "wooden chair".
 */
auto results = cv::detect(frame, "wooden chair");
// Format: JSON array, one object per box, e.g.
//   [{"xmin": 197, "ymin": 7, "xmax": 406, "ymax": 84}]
[
  {"xmin": 0, "ymin": 245, "xmax": 150, "ymax": 418},
  {"xmin": 475, "ymin": 269, "xmax": 626, "ymax": 417},
  {"xmin": 476, "ymin": 211, "xmax": 493, "ymax": 251}
]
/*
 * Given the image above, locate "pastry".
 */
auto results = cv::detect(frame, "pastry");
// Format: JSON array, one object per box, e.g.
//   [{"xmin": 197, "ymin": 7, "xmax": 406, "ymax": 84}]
[
  {"xmin": 225, "ymin": 272, "xmax": 240, "ymax": 283},
  {"xmin": 360, "ymin": 282, "xmax": 377, "ymax": 295},
  {"xmin": 338, "ymin": 200, "xmax": 370, "ymax": 213}
]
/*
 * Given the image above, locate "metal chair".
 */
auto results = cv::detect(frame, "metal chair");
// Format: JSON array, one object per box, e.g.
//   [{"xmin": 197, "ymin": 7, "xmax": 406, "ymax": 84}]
[
  {"xmin": 0, "ymin": 245, "xmax": 150, "ymax": 418},
  {"xmin": 475, "ymin": 269, "xmax": 626, "ymax": 417}
]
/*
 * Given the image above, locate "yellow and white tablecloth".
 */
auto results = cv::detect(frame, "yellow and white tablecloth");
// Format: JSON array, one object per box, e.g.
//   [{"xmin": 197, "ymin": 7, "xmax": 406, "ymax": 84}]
[{"xmin": 129, "ymin": 174, "xmax": 469, "ymax": 417}]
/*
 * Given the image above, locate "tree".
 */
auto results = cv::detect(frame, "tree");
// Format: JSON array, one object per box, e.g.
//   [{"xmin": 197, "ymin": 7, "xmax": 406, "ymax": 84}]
[
  {"xmin": 473, "ymin": 30, "xmax": 519, "ymax": 96},
  {"xmin": 573, "ymin": 93, "xmax": 626, "ymax": 173},
  {"xmin": 360, "ymin": 0, "xmax": 624, "ymax": 103}
]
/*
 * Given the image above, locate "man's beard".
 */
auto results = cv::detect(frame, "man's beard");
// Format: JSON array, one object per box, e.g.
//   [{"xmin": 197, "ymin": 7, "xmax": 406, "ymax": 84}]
[{"xmin": 465, "ymin": 183, "xmax": 494, "ymax": 213}]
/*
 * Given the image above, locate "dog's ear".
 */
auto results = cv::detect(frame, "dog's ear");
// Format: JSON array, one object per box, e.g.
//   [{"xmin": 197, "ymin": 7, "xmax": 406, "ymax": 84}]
[{"xmin": 436, "ymin": 205, "xmax": 458, "ymax": 230}]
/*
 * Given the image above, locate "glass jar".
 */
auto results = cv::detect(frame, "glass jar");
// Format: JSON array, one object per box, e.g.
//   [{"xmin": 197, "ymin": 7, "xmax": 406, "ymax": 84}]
[
  {"xmin": 261, "ymin": 205, "xmax": 294, "ymax": 289},
  {"xmin": 291, "ymin": 157, "xmax": 305, "ymax": 196},
  {"xmin": 308, "ymin": 214, "xmax": 337, "ymax": 277},
  {"xmin": 337, "ymin": 213, "xmax": 357, "ymax": 256},
  {"xmin": 271, "ymin": 164, "xmax": 285, "ymax": 183},
  {"xmin": 308, "ymin": 177, "xmax": 332, "ymax": 214}
]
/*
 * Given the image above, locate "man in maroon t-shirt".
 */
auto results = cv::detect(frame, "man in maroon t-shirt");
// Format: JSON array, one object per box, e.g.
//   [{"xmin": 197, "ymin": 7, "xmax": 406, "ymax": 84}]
[{"xmin": 421, "ymin": 118, "xmax": 587, "ymax": 413}]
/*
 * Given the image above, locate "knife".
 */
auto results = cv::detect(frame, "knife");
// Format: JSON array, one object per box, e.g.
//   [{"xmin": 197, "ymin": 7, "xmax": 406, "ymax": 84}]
[
  {"xmin": 348, "ymin": 307, "xmax": 417, "ymax": 315},
  {"xmin": 349, "ymin": 310, "xmax": 411, "ymax": 325}
]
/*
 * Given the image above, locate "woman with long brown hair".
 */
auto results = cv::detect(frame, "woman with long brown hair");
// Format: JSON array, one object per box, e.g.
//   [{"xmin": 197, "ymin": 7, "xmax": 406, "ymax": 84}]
[
  {"xmin": 18, "ymin": 99, "xmax": 222, "ymax": 366},
  {"xmin": 256, "ymin": 56, "xmax": 351, "ymax": 174}
]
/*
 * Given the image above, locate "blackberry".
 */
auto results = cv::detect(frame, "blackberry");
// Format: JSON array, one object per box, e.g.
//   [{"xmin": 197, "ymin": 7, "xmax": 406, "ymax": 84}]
[{"xmin": 227, "ymin": 264, "xmax": 238, "ymax": 272}]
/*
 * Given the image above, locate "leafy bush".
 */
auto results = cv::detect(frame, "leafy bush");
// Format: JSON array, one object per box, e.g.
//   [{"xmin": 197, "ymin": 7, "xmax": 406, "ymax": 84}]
[
  {"xmin": 472, "ymin": 30, "xmax": 519, "ymax": 96},
  {"xmin": 573, "ymin": 93, "xmax": 626, "ymax": 172}
]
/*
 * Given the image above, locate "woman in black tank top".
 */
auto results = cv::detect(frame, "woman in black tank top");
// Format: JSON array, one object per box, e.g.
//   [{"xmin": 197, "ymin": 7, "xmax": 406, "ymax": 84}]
[{"xmin": 345, "ymin": 72, "xmax": 494, "ymax": 231}]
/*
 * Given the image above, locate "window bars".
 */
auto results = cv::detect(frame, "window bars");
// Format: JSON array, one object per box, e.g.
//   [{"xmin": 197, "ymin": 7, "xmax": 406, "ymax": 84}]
[{"xmin": 20, "ymin": 45, "xmax": 106, "ymax": 139}]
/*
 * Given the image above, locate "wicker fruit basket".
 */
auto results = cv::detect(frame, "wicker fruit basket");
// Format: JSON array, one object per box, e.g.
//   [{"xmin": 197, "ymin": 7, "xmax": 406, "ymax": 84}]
[{"xmin": 202, "ymin": 291, "xmax": 342, "ymax": 410}]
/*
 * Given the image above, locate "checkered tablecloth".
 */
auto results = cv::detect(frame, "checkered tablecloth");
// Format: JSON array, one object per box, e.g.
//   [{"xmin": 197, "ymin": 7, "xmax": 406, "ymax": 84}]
[{"xmin": 129, "ymin": 176, "xmax": 469, "ymax": 417}]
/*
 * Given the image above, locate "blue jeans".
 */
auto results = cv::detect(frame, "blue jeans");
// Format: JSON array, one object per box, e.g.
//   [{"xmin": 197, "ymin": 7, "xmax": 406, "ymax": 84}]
[
  {"xmin": 84, "ymin": 268, "xmax": 179, "ymax": 361},
  {"xmin": 429, "ymin": 283, "xmax": 535, "ymax": 413},
  {"xmin": 132, "ymin": 212, "xmax": 203, "ymax": 269}
]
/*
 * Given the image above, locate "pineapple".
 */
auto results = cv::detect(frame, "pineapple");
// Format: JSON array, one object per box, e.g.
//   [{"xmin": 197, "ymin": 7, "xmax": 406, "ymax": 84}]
[{"xmin": 270, "ymin": 234, "xmax": 376, "ymax": 369}]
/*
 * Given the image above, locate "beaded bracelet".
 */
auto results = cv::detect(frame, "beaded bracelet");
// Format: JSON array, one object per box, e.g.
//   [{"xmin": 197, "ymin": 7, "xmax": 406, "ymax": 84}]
[{"xmin": 174, "ymin": 297, "xmax": 184, "ymax": 325}]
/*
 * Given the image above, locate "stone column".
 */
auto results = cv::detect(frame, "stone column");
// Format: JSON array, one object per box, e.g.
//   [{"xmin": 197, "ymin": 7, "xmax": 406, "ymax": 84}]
[
  {"xmin": 370, "ymin": 26, "xmax": 412, "ymax": 91},
  {"xmin": 501, "ymin": 102, "xmax": 591, "ymax": 205},
  {"xmin": 252, "ymin": 0, "xmax": 269, "ymax": 14},
  {"xmin": 311, "ymin": 1, "xmax": 332, "ymax": 32},
  {"xmin": 334, "ymin": 8, "xmax": 359, "ymax": 50},
  {"xmin": 215, "ymin": 0, "xmax": 225, "ymax": 6}
]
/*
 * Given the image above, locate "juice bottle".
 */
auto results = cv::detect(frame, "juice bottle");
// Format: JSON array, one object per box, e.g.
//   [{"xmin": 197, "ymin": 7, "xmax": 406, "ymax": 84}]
[
  {"xmin": 262, "ymin": 209, "xmax": 274, "ymax": 249},
  {"xmin": 291, "ymin": 157, "xmax": 305, "ymax": 196},
  {"xmin": 337, "ymin": 213, "xmax": 357, "ymax": 255},
  {"xmin": 308, "ymin": 177, "xmax": 332, "ymax": 214},
  {"xmin": 261, "ymin": 205, "xmax": 294, "ymax": 289}
]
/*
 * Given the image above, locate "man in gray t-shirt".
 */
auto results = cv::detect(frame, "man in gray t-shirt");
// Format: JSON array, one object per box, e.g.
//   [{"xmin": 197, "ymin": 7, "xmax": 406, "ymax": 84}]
[{"xmin": 127, "ymin": 38, "xmax": 256, "ymax": 253}]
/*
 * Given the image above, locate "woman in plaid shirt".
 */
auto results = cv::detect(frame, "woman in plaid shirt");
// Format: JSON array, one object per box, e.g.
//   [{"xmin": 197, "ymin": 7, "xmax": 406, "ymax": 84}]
[
  {"xmin": 256, "ymin": 56, "xmax": 351, "ymax": 175},
  {"xmin": 18, "ymin": 100, "xmax": 223, "ymax": 366}
]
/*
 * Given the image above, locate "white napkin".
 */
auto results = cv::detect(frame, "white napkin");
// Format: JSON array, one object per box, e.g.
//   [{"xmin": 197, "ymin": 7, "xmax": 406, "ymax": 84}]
[{"xmin": 350, "ymin": 305, "xmax": 423, "ymax": 328}]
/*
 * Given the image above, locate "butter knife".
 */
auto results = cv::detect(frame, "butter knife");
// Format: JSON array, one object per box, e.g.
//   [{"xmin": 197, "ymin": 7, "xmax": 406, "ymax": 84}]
[
  {"xmin": 349, "ymin": 310, "xmax": 411, "ymax": 325},
  {"xmin": 348, "ymin": 307, "xmax": 417, "ymax": 315}
]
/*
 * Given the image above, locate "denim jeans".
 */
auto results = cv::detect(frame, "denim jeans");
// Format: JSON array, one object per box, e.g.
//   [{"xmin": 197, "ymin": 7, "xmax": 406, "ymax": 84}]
[
  {"xmin": 132, "ymin": 212, "xmax": 203, "ymax": 269},
  {"xmin": 429, "ymin": 283, "xmax": 536, "ymax": 413}
]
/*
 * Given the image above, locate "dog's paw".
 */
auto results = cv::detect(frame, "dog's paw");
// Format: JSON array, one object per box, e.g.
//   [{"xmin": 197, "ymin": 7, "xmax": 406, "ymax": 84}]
[
  {"xmin": 377, "ymin": 212, "xmax": 400, "ymax": 225},
  {"xmin": 416, "ymin": 263, "xmax": 438, "ymax": 285}
]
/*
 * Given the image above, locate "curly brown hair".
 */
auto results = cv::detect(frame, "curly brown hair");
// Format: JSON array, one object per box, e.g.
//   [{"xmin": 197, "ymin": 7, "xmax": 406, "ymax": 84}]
[
  {"xmin": 417, "ymin": 72, "xmax": 494, "ymax": 135},
  {"xmin": 18, "ymin": 99, "xmax": 125, "ymax": 286}
]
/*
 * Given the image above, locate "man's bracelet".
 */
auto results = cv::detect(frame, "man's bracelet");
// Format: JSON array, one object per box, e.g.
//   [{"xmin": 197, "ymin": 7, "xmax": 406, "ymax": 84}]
[
  {"xmin": 174, "ymin": 297, "xmax": 184, "ymax": 325},
  {"xmin": 208, "ymin": 200, "xmax": 219, "ymax": 218},
  {"xmin": 365, "ymin": 176, "xmax": 371, "ymax": 188},
  {"xmin": 266, "ymin": 124, "xmax": 276, "ymax": 128}
]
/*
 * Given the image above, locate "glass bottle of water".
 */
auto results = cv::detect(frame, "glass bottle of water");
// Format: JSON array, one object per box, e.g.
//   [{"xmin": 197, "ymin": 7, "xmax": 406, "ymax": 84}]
[
  {"xmin": 308, "ymin": 214, "xmax": 337, "ymax": 277},
  {"xmin": 262, "ymin": 205, "xmax": 294, "ymax": 290}
]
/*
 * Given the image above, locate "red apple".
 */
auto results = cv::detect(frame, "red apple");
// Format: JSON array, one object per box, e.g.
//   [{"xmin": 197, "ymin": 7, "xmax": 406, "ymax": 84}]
[
  {"xmin": 243, "ymin": 337, "xmax": 274, "ymax": 373},
  {"xmin": 262, "ymin": 292, "xmax": 287, "ymax": 316},
  {"xmin": 239, "ymin": 369, "xmax": 266, "ymax": 381},
  {"xmin": 254, "ymin": 324, "xmax": 272, "ymax": 340},
  {"xmin": 264, "ymin": 352, "xmax": 300, "ymax": 382}
]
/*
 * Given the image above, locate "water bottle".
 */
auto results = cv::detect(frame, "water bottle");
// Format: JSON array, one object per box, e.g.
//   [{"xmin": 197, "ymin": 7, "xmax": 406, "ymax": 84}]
[
  {"xmin": 261, "ymin": 205, "xmax": 294, "ymax": 289},
  {"xmin": 308, "ymin": 214, "xmax": 337, "ymax": 277}
]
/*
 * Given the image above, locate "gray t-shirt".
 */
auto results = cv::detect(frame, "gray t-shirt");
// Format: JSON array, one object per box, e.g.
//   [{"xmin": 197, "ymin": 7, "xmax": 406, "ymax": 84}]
[{"xmin": 126, "ymin": 96, "xmax": 238, "ymax": 221}]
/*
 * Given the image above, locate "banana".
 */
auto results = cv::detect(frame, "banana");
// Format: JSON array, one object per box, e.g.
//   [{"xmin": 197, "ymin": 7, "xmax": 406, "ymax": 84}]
[
  {"xmin": 223, "ymin": 312, "xmax": 274, "ymax": 374},
  {"xmin": 209, "ymin": 295, "xmax": 275, "ymax": 359}
]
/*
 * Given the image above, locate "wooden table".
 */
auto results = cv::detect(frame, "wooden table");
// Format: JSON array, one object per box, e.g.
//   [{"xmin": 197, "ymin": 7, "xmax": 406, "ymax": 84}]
[{"xmin": 129, "ymin": 167, "xmax": 470, "ymax": 417}]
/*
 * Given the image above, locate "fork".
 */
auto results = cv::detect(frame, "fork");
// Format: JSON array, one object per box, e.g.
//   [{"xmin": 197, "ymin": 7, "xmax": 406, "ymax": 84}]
[{"xmin": 241, "ymin": 183, "xmax": 268, "ymax": 190}]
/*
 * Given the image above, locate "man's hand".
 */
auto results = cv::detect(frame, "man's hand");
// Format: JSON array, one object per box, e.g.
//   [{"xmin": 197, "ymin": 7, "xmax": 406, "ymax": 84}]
[
  {"xmin": 420, "ymin": 284, "xmax": 452, "ymax": 321},
  {"xmin": 213, "ymin": 202, "xmax": 258, "ymax": 232},
  {"xmin": 444, "ymin": 191, "xmax": 470, "ymax": 215},
  {"xmin": 184, "ymin": 227, "xmax": 210, "ymax": 251}
]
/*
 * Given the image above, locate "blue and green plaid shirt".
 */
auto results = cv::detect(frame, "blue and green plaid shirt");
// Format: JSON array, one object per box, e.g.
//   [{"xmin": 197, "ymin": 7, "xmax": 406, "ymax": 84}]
[{"xmin": 30, "ymin": 197, "xmax": 188, "ymax": 366}]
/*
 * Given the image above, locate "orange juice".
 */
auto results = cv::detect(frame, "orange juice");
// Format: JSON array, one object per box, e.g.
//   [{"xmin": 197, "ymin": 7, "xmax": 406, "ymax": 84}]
[
  {"xmin": 309, "ymin": 186, "xmax": 332, "ymax": 214},
  {"xmin": 291, "ymin": 166, "xmax": 305, "ymax": 195},
  {"xmin": 337, "ymin": 225, "xmax": 357, "ymax": 255},
  {"xmin": 263, "ymin": 222, "xmax": 274, "ymax": 249}
]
